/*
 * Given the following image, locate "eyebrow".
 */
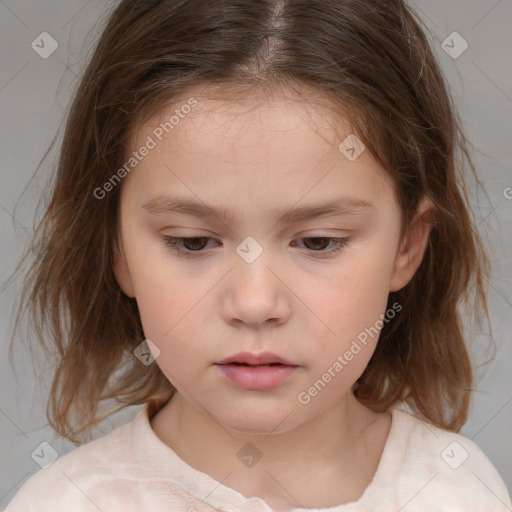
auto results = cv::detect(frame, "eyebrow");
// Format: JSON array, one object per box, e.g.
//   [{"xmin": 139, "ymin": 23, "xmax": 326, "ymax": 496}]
[{"xmin": 142, "ymin": 194, "xmax": 374, "ymax": 225}]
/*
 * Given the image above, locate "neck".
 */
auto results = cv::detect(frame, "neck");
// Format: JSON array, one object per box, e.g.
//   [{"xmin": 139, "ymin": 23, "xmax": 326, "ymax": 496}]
[{"xmin": 150, "ymin": 390, "xmax": 391, "ymax": 510}]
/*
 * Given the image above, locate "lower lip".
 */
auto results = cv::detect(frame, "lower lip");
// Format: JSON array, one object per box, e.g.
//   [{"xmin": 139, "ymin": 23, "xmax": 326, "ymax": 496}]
[{"xmin": 216, "ymin": 364, "xmax": 298, "ymax": 390}]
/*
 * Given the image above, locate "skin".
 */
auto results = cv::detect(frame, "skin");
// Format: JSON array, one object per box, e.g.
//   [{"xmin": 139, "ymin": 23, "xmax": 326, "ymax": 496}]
[{"xmin": 113, "ymin": 85, "xmax": 434, "ymax": 511}]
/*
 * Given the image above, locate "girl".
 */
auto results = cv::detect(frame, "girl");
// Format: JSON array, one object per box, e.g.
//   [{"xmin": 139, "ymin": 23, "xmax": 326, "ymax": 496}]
[{"xmin": 6, "ymin": 0, "xmax": 511, "ymax": 510}]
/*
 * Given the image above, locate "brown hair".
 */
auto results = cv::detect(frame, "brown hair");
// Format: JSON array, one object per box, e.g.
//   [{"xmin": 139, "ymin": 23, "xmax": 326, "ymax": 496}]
[{"xmin": 11, "ymin": 0, "xmax": 491, "ymax": 443}]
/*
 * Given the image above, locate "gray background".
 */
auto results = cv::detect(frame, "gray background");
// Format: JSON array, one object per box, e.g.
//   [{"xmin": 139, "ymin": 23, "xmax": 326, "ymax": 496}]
[{"xmin": 1, "ymin": 0, "xmax": 511, "ymax": 508}]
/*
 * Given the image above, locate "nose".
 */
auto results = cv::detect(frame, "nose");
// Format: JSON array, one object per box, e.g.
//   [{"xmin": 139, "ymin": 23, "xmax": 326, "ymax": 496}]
[{"xmin": 221, "ymin": 250, "xmax": 291, "ymax": 328}]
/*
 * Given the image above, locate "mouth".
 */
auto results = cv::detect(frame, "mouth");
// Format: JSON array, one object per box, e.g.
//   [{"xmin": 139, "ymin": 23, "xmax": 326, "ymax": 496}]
[
  {"xmin": 215, "ymin": 352, "xmax": 299, "ymax": 390},
  {"xmin": 215, "ymin": 351, "xmax": 298, "ymax": 367},
  {"xmin": 226, "ymin": 362, "xmax": 286, "ymax": 367}
]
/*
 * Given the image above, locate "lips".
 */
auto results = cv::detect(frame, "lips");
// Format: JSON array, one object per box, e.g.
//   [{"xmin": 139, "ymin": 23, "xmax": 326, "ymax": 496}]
[
  {"xmin": 215, "ymin": 352, "xmax": 299, "ymax": 390},
  {"xmin": 215, "ymin": 351, "xmax": 298, "ymax": 367}
]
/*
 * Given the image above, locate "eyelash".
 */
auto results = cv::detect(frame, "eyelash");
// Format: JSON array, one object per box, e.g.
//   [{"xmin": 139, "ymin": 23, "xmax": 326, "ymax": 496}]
[{"xmin": 162, "ymin": 236, "xmax": 350, "ymax": 258}]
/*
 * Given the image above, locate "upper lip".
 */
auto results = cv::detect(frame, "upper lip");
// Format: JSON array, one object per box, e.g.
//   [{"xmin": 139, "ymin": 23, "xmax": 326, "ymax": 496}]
[{"xmin": 216, "ymin": 351, "xmax": 298, "ymax": 366}]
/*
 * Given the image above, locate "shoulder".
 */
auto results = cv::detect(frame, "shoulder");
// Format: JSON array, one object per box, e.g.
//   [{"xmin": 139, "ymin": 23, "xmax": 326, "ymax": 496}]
[
  {"xmin": 384, "ymin": 407, "xmax": 511, "ymax": 511},
  {"xmin": 4, "ymin": 418, "xmax": 139, "ymax": 512}
]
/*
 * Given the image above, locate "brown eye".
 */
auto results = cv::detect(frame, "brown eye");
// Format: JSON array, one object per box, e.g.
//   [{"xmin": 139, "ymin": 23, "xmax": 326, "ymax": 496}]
[
  {"xmin": 302, "ymin": 237, "xmax": 332, "ymax": 251},
  {"xmin": 180, "ymin": 237, "xmax": 210, "ymax": 251},
  {"xmin": 163, "ymin": 236, "xmax": 214, "ymax": 254},
  {"xmin": 293, "ymin": 237, "xmax": 350, "ymax": 256}
]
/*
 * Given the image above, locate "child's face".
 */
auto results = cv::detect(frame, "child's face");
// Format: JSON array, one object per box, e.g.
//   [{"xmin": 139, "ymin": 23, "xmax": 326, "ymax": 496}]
[{"xmin": 113, "ymin": 88, "xmax": 425, "ymax": 434}]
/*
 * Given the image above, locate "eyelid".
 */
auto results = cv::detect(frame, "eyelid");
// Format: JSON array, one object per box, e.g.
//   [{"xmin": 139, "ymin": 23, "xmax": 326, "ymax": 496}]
[{"xmin": 161, "ymin": 235, "xmax": 351, "ymax": 258}]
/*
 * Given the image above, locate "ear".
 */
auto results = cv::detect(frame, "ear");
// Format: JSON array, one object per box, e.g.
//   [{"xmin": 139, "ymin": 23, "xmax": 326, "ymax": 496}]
[
  {"xmin": 112, "ymin": 238, "xmax": 136, "ymax": 298},
  {"xmin": 389, "ymin": 198, "xmax": 435, "ymax": 292}
]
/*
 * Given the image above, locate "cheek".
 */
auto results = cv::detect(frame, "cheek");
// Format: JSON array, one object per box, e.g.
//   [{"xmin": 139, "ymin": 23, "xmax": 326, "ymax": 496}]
[
  {"xmin": 122, "ymin": 235, "xmax": 200, "ymax": 342},
  {"xmin": 311, "ymin": 243, "xmax": 397, "ymax": 356},
  {"xmin": 124, "ymin": 237, "xmax": 225, "ymax": 382},
  {"xmin": 298, "ymin": 254, "xmax": 394, "ymax": 405},
  {"xmin": 136, "ymin": 289, "xmax": 207, "ymax": 380}
]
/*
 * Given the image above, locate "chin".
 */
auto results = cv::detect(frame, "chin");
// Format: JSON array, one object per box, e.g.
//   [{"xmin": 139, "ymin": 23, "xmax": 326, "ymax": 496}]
[
  {"xmin": 217, "ymin": 400, "xmax": 301, "ymax": 436},
  {"xmin": 225, "ymin": 418, "xmax": 288, "ymax": 436}
]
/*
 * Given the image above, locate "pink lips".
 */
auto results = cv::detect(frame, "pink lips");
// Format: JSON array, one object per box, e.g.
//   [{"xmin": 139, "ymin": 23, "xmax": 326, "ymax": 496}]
[{"xmin": 215, "ymin": 351, "xmax": 299, "ymax": 391}]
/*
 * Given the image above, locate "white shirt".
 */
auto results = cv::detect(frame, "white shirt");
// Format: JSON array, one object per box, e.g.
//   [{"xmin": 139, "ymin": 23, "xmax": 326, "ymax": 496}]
[{"xmin": 4, "ymin": 402, "xmax": 511, "ymax": 511}]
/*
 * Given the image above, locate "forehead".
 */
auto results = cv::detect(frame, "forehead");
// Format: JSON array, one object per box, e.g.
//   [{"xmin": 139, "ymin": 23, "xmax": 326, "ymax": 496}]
[
  {"xmin": 131, "ymin": 83, "xmax": 353, "ymax": 154},
  {"xmin": 121, "ymin": 83, "xmax": 397, "ymax": 223}
]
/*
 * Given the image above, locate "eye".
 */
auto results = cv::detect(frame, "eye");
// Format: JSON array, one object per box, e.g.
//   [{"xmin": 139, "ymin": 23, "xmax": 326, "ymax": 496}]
[
  {"xmin": 292, "ymin": 237, "xmax": 350, "ymax": 255},
  {"xmin": 162, "ymin": 236, "xmax": 215, "ymax": 255},
  {"xmin": 162, "ymin": 236, "xmax": 350, "ymax": 258}
]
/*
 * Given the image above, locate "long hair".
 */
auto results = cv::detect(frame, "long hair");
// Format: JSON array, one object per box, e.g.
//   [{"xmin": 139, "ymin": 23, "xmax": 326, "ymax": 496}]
[{"xmin": 12, "ymin": 0, "xmax": 490, "ymax": 443}]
